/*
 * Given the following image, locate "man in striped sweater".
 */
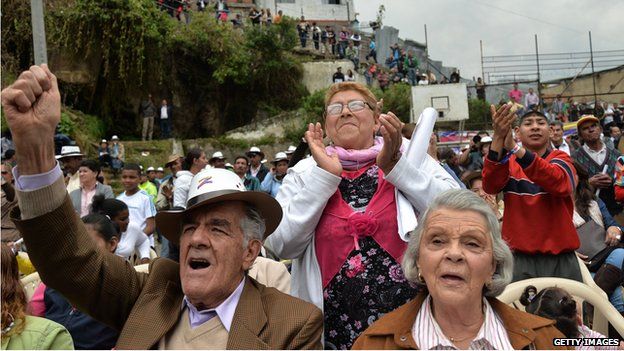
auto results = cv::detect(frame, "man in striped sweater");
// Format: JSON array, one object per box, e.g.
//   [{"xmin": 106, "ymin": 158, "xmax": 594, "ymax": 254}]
[{"xmin": 482, "ymin": 106, "xmax": 581, "ymax": 282}]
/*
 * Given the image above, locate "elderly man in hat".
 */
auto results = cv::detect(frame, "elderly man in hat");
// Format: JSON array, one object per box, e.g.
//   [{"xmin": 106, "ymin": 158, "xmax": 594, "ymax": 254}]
[
  {"xmin": 156, "ymin": 154, "xmax": 183, "ymax": 211},
  {"xmin": 56, "ymin": 145, "xmax": 84, "ymax": 193},
  {"xmin": 246, "ymin": 146, "xmax": 269, "ymax": 182},
  {"xmin": 209, "ymin": 151, "xmax": 227, "ymax": 169},
  {"xmin": 573, "ymin": 114, "xmax": 623, "ymax": 221},
  {"xmin": 2, "ymin": 65, "xmax": 323, "ymax": 349}
]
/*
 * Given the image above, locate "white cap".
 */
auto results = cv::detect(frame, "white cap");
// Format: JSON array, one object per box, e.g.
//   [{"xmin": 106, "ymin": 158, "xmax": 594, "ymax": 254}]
[
  {"xmin": 111, "ymin": 135, "xmax": 119, "ymax": 140},
  {"xmin": 285, "ymin": 145, "xmax": 297, "ymax": 154},
  {"xmin": 225, "ymin": 163, "xmax": 233, "ymax": 168},
  {"xmin": 157, "ymin": 167, "xmax": 164, "ymax": 172},
  {"xmin": 272, "ymin": 152, "xmax": 288, "ymax": 163},
  {"xmin": 211, "ymin": 151, "xmax": 226, "ymax": 160},
  {"xmin": 101, "ymin": 139, "xmax": 107, "ymax": 143},
  {"xmin": 139, "ymin": 165, "xmax": 144, "ymax": 170},
  {"xmin": 248, "ymin": 146, "xmax": 262, "ymax": 153},
  {"xmin": 146, "ymin": 166, "xmax": 155, "ymax": 172},
  {"xmin": 480, "ymin": 136, "xmax": 493, "ymax": 143},
  {"xmin": 55, "ymin": 146, "xmax": 84, "ymax": 160},
  {"xmin": 261, "ymin": 159, "xmax": 268, "ymax": 164}
]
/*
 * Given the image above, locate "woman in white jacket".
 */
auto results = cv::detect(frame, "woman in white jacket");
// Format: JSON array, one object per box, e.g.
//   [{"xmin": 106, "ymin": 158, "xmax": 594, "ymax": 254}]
[{"xmin": 265, "ymin": 82, "xmax": 459, "ymax": 349}]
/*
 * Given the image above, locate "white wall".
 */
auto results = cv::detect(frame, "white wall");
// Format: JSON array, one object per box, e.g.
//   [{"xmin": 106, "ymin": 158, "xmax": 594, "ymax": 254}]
[
  {"xmin": 411, "ymin": 83, "xmax": 469, "ymax": 123},
  {"xmin": 258, "ymin": 0, "xmax": 354, "ymax": 22}
]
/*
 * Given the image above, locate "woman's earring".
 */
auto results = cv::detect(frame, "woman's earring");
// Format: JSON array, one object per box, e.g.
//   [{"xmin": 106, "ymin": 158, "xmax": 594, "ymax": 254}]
[{"xmin": 418, "ymin": 272, "xmax": 425, "ymax": 283}]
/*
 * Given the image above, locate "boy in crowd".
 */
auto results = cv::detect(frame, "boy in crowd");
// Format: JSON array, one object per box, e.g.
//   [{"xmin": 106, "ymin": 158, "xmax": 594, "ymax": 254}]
[{"xmin": 117, "ymin": 163, "xmax": 156, "ymax": 246}]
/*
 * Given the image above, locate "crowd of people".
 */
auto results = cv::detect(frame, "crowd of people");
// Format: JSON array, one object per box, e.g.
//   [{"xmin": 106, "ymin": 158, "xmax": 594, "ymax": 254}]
[{"xmin": 1, "ymin": 65, "xmax": 623, "ymax": 350}]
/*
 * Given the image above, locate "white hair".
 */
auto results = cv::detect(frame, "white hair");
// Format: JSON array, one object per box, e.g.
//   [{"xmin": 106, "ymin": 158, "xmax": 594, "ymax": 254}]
[
  {"xmin": 401, "ymin": 189, "xmax": 513, "ymax": 297},
  {"xmin": 240, "ymin": 205, "xmax": 266, "ymax": 247}
]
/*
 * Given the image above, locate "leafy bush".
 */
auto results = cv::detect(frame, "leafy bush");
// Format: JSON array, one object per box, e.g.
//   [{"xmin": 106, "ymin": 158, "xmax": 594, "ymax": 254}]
[{"xmin": 467, "ymin": 98, "xmax": 491, "ymax": 130}]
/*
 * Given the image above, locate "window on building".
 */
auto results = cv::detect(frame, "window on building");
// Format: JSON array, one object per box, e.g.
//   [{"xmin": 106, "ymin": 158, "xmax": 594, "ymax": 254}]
[{"xmin": 322, "ymin": 0, "xmax": 341, "ymax": 4}]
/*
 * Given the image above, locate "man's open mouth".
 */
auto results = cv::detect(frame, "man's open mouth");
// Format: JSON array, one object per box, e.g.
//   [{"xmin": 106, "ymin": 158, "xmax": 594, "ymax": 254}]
[{"xmin": 189, "ymin": 258, "xmax": 211, "ymax": 270}]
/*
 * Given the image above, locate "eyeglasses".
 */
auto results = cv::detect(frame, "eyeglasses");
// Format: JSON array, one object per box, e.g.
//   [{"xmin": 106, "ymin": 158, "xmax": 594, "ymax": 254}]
[{"xmin": 326, "ymin": 100, "xmax": 371, "ymax": 116}]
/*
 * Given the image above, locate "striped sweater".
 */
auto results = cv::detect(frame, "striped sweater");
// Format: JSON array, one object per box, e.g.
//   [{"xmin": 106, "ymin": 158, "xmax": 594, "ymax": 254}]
[{"xmin": 482, "ymin": 149, "xmax": 579, "ymax": 255}]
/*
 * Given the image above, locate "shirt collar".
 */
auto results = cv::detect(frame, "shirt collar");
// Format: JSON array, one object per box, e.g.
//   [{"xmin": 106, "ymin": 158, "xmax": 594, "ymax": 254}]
[
  {"xmin": 583, "ymin": 142, "xmax": 606, "ymax": 154},
  {"xmin": 182, "ymin": 277, "xmax": 245, "ymax": 332},
  {"xmin": 412, "ymin": 295, "xmax": 513, "ymax": 350}
]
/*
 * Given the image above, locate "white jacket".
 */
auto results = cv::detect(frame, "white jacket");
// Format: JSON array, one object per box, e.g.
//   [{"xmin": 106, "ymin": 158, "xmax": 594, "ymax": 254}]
[
  {"xmin": 173, "ymin": 170, "xmax": 194, "ymax": 209},
  {"xmin": 264, "ymin": 150, "xmax": 459, "ymax": 311}
]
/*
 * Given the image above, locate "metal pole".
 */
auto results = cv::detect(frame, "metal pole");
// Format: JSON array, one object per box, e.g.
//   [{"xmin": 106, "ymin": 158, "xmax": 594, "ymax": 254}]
[
  {"xmin": 30, "ymin": 0, "xmax": 48, "ymax": 65},
  {"xmin": 480, "ymin": 40, "xmax": 485, "ymax": 83},
  {"xmin": 589, "ymin": 31, "xmax": 598, "ymax": 111},
  {"xmin": 535, "ymin": 34, "xmax": 541, "ymax": 111},
  {"xmin": 424, "ymin": 24, "xmax": 429, "ymax": 74}
]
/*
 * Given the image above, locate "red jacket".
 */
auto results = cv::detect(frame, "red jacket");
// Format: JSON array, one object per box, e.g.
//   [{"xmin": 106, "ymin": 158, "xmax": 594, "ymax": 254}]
[{"xmin": 482, "ymin": 149, "xmax": 579, "ymax": 255}]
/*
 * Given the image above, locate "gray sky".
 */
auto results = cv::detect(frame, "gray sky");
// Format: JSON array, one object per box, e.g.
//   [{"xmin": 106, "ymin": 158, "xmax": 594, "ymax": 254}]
[{"xmin": 353, "ymin": 0, "xmax": 624, "ymax": 81}]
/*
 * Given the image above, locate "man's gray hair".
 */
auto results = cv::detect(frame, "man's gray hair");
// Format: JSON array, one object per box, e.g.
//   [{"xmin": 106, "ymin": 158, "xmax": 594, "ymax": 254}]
[
  {"xmin": 240, "ymin": 204, "xmax": 266, "ymax": 247},
  {"xmin": 402, "ymin": 189, "xmax": 513, "ymax": 297}
]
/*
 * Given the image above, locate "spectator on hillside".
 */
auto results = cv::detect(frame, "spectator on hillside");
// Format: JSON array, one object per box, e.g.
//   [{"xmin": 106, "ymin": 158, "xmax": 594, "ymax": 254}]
[
  {"xmin": 273, "ymin": 9, "xmax": 282, "ymax": 24},
  {"xmin": 296, "ymin": 16, "xmax": 309, "ymax": 47},
  {"xmin": 109, "ymin": 135, "xmax": 124, "ymax": 176},
  {"xmin": 70, "ymin": 159, "xmax": 114, "ymax": 217},
  {"xmin": 311, "ymin": 22, "xmax": 321, "ymax": 51},
  {"xmin": 476, "ymin": 77, "xmax": 486, "ymax": 100},
  {"xmin": 377, "ymin": 69, "xmax": 389, "ymax": 91},
  {"xmin": 439, "ymin": 75, "xmax": 448, "ymax": 84},
  {"xmin": 508, "ymin": 82, "xmax": 523, "ymax": 104},
  {"xmin": 197, "ymin": 0, "xmax": 206, "ymax": 11},
  {"xmin": 345, "ymin": 42, "xmax": 359, "ymax": 70},
  {"xmin": 173, "ymin": 148, "xmax": 208, "ymax": 209},
  {"xmin": 338, "ymin": 27, "xmax": 349, "ymax": 58},
  {"xmin": 98, "ymin": 139, "xmax": 111, "ymax": 167},
  {"xmin": 260, "ymin": 9, "xmax": 268, "ymax": 26},
  {"xmin": 231, "ymin": 13, "xmax": 243, "ymax": 28},
  {"xmin": 483, "ymin": 108, "xmax": 580, "ymax": 282},
  {"xmin": 159, "ymin": 99, "xmax": 173, "ymax": 139},
  {"xmin": 214, "ymin": 0, "xmax": 228, "ymax": 21},
  {"xmin": 57, "ymin": 145, "xmax": 84, "ymax": 194},
  {"xmin": 549, "ymin": 120, "xmax": 573, "ymax": 156},
  {"xmin": 344, "ymin": 69, "xmax": 355, "ymax": 82},
  {"xmin": 321, "ymin": 26, "xmax": 330, "ymax": 58},
  {"xmin": 390, "ymin": 66, "xmax": 404, "ymax": 84},
  {"xmin": 233, "ymin": 155, "xmax": 260, "ymax": 191},
  {"xmin": 350, "ymin": 32, "xmax": 361, "ymax": 47},
  {"xmin": 525, "ymin": 88, "xmax": 540, "ymax": 111},
  {"xmin": 418, "ymin": 73, "xmax": 429, "ymax": 85},
  {"xmin": 364, "ymin": 63, "xmax": 376, "ymax": 86},
  {"xmin": 246, "ymin": 146, "xmax": 269, "ymax": 183},
  {"xmin": 265, "ymin": 9, "xmax": 272, "ymax": 26},
  {"xmin": 261, "ymin": 152, "xmax": 288, "ymax": 198},
  {"xmin": 550, "ymin": 94, "xmax": 564, "ymax": 117},
  {"xmin": 332, "ymin": 67, "xmax": 345, "ymax": 83},
  {"xmin": 366, "ymin": 38, "xmax": 376, "ymax": 63},
  {"xmin": 449, "ymin": 69, "xmax": 460, "ymax": 83},
  {"xmin": 209, "ymin": 151, "xmax": 226, "ymax": 169},
  {"xmin": 139, "ymin": 94, "xmax": 157, "ymax": 141},
  {"xmin": 327, "ymin": 26, "xmax": 336, "ymax": 56},
  {"xmin": 404, "ymin": 51, "xmax": 418, "ymax": 86},
  {"xmin": 249, "ymin": 7, "xmax": 261, "ymax": 26},
  {"xmin": 427, "ymin": 70, "xmax": 437, "ymax": 84},
  {"xmin": 574, "ymin": 115, "xmax": 623, "ymax": 220}
]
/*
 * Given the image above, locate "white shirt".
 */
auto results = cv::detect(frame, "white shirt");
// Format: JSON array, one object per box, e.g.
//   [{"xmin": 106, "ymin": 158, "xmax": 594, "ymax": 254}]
[
  {"xmin": 117, "ymin": 190, "xmax": 156, "ymax": 231},
  {"xmin": 160, "ymin": 106, "xmax": 168, "ymax": 119},
  {"xmin": 115, "ymin": 222, "xmax": 151, "ymax": 261},
  {"xmin": 412, "ymin": 295, "xmax": 513, "ymax": 350},
  {"xmin": 551, "ymin": 140, "xmax": 571, "ymax": 156},
  {"xmin": 582, "ymin": 143, "xmax": 607, "ymax": 165}
]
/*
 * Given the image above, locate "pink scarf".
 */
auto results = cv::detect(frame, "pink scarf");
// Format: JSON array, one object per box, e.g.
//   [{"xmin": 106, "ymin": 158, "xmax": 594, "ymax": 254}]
[{"xmin": 326, "ymin": 136, "xmax": 405, "ymax": 171}]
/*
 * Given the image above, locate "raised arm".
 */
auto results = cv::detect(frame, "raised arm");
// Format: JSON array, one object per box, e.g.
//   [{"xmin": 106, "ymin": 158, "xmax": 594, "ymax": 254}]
[{"xmin": 2, "ymin": 65, "xmax": 146, "ymax": 330}]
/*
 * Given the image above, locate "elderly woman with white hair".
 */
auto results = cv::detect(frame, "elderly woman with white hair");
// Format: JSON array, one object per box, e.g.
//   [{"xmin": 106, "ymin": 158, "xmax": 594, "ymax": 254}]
[{"xmin": 353, "ymin": 190, "xmax": 567, "ymax": 350}]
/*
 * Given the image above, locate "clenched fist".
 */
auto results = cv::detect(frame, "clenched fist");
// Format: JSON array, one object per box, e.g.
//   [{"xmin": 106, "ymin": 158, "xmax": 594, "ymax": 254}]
[{"xmin": 1, "ymin": 64, "xmax": 60, "ymax": 175}]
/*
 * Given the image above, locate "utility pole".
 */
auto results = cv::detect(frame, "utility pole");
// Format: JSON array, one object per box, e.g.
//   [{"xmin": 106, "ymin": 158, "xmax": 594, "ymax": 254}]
[
  {"xmin": 480, "ymin": 40, "xmax": 485, "ymax": 83},
  {"xmin": 424, "ymin": 24, "xmax": 429, "ymax": 74},
  {"xmin": 31, "ymin": 0, "xmax": 48, "ymax": 65},
  {"xmin": 535, "ymin": 34, "xmax": 541, "ymax": 111},
  {"xmin": 589, "ymin": 31, "xmax": 598, "ymax": 111}
]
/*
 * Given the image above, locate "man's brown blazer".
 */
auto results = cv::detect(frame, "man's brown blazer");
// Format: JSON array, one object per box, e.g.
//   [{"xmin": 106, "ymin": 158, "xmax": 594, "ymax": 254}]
[{"xmin": 13, "ymin": 195, "xmax": 322, "ymax": 349}]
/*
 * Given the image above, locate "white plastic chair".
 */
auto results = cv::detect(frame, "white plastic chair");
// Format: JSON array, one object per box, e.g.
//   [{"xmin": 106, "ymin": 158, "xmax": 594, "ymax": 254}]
[
  {"xmin": 20, "ymin": 272, "xmax": 41, "ymax": 302},
  {"xmin": 498, "ymin": 277, "xmax": 624, "ymax": 336},
  {"xmin": 133, "ymin": 263, "xmax": 150, "ymax": 273}
]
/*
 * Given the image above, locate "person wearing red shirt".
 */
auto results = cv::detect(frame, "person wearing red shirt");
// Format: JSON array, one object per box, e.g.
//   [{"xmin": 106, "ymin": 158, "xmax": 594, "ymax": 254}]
[
  {"xmin": 482, "ymin": 107, "xmax": 581, "ymax": 282},
  {"xmin": 508, "ymin": 82, "xmax": 523, "ymax": 104}
]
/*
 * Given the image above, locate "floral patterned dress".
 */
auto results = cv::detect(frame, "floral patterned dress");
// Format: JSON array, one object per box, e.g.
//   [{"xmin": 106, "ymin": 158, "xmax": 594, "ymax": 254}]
[{"xmin": 322, "ymin": 165, "xmax": 418, "ymax": 350}]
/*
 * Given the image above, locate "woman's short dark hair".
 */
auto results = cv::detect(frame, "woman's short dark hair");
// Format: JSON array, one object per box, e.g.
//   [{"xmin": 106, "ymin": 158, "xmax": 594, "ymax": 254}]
[
  {"xmin": 90, "ymin": 195, "xmax": 128, "ymax": 223},
  {"xmin": 80, "ymin": 159, "xmax": 103, "ymax": 183},
  {"xmin": 184, "ymin": 148, "xmax": 203, "ymax": 170},
  {"xmin": 520, "ymin": 285, "xmax": 579, "ymax": 338},
  {"xmin": 82, "ymin": 213, "xmax": 120, "ymax": 240}
]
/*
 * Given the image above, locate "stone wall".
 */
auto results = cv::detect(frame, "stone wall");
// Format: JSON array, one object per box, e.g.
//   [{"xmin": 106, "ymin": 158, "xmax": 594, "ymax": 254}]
[{"xmin": 301, "ymin": 60, "xmax": 366, "ymax": 93}]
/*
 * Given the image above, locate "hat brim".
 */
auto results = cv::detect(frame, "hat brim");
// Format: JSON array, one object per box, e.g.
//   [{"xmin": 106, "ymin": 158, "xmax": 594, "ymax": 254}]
[
  {"xmin": 245, "ymin": 151, "xmax": 265, "ymax": 159},
  {"xmin": 156, "ymin": 190, "xmax": 283, "ymax": 244},
  {"xmin": 271, "ymin": 158, "xmax": 288, "ymax": 164},
  {"xmin": 55, "ymin": 153, "xmax": 84, "ymax": 160},
  {"xmin": 577, "ymin": 117, "xmax": 600, "ymax": 129}
]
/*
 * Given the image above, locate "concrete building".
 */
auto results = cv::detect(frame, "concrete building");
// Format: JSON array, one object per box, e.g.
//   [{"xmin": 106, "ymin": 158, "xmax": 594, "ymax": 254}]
[
  {"xmin": 253, "ymin": 0, "xmax": 355, "ymax": 24},
  {"xmin": 542, "ymin": 65, "xmax": 624, "ymax": 105}
]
